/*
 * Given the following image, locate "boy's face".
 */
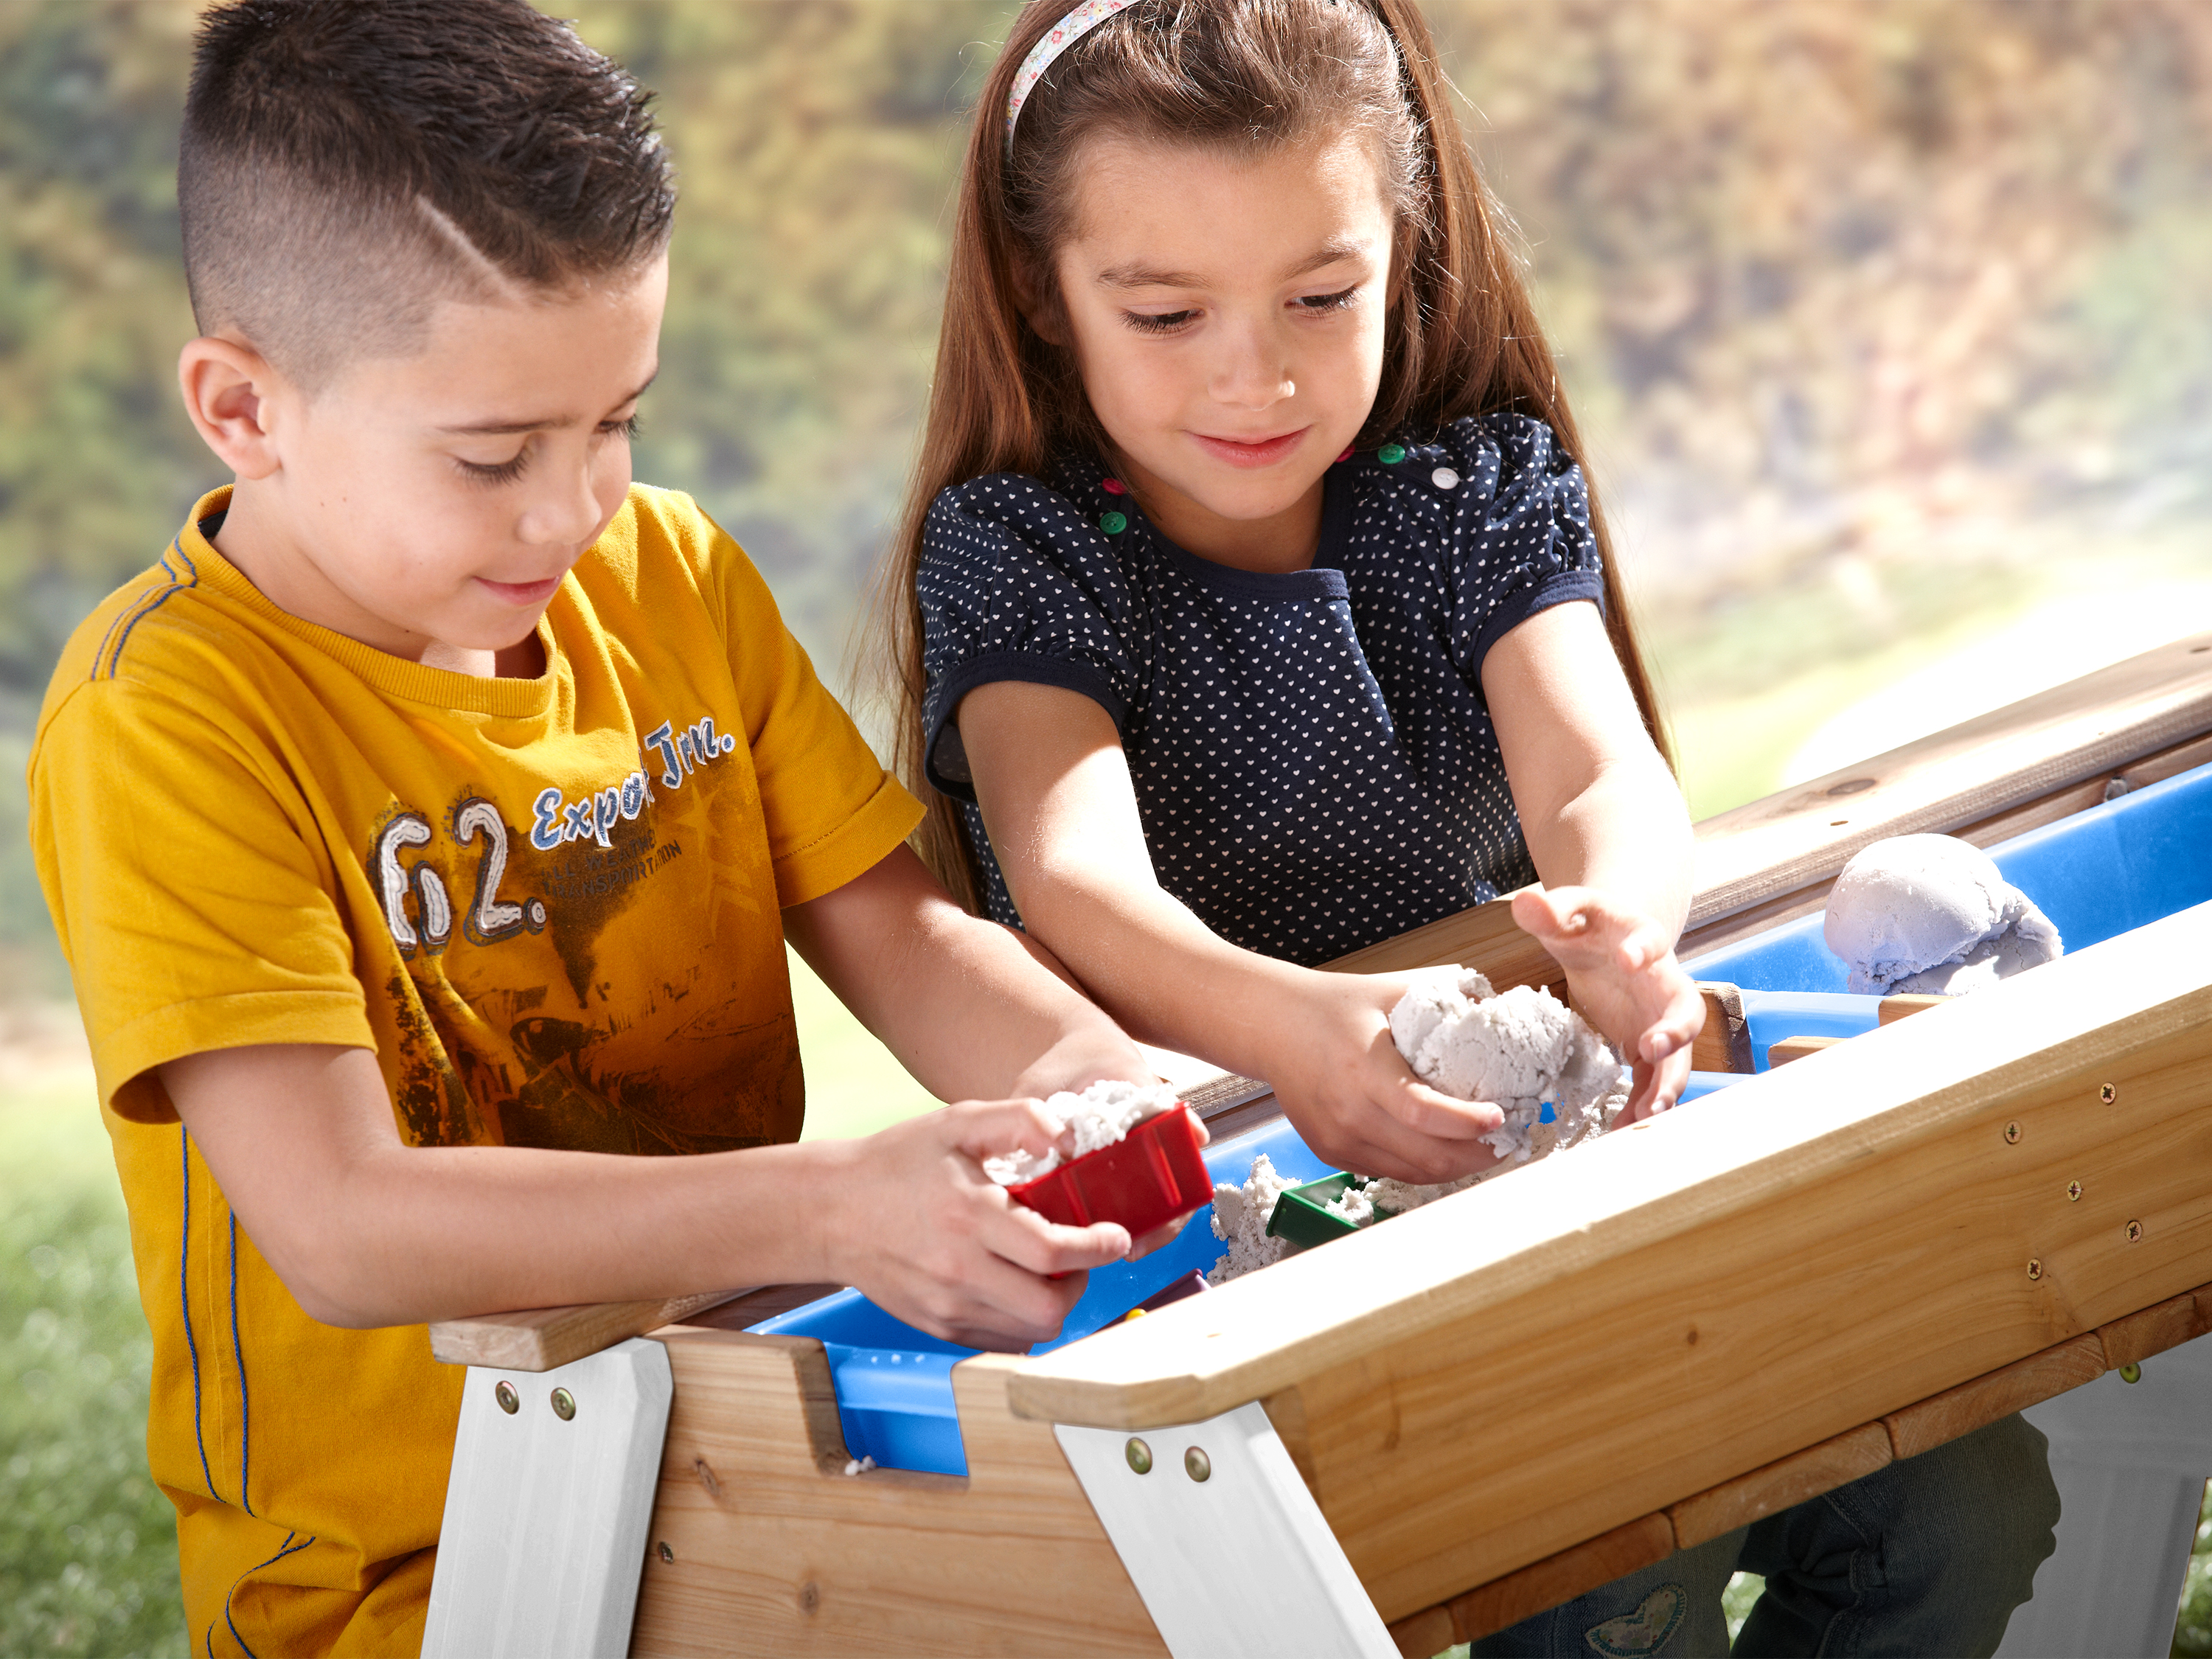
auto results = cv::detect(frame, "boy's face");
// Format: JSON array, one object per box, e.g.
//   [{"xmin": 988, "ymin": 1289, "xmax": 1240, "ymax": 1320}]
[{"xmin": 229, "ymin": 254, "xmax": 668, "ymax": 669}]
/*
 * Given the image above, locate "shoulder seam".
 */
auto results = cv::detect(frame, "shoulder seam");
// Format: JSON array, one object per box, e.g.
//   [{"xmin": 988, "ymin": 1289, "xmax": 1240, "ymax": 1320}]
[{"xmin": 91, "ymin": 540, "xmax": 200, "ymax": 683}]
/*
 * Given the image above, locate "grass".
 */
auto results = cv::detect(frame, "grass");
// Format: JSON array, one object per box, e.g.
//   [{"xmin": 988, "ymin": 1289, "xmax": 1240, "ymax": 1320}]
[{"xmin": 0, "ymin": 1076, "xmax": 187, "ymax": 1658}]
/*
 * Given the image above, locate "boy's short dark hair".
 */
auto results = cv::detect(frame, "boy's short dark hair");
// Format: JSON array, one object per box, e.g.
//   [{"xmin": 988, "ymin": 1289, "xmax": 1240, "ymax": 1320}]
[{"xmin": 180, "ymin": 0, "xmax": 675, "ymax": 389}]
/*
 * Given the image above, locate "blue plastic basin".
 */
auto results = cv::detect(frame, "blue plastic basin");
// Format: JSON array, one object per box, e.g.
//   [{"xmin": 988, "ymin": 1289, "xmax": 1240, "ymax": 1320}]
[
  {"xmin": 763, "ymin": 759, "xmax": 2212, "ymax": 1471},
  {"xmin": 748, "ymin": 1112, "xmax": 1335, "ymax": 1475}
]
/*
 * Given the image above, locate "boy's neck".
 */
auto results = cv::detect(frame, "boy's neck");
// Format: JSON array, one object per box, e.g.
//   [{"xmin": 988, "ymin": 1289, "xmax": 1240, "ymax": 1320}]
[{"xmin": 211, "ymin": 478, "xmax": 542, "ymax": 680}]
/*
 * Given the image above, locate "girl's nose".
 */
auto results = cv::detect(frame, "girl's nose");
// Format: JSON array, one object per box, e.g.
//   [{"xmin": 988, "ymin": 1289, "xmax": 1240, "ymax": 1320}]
[{"xmin": 1208, "ymin": 319, "xmax": 1295, "ymax": 411}]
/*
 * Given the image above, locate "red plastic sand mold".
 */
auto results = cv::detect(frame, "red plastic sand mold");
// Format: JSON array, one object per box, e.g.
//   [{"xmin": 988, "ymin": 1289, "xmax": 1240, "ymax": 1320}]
[{"xmin": 1006, "ymin": 1103, "xmax": 1211, "ymax": 1237}]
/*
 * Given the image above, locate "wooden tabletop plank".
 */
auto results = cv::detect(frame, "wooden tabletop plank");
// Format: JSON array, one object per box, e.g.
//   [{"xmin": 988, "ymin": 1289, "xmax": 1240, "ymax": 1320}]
[
  {"xmin": 1683, "ymin": 632, "xmax": 2212, "ymax": 932},
  {"xmin": 1004, "ymin": 906, "xmax": 2212, "ymax": 1427},
  {"xmin": 428, "ymin": 1290, "xmax": 748, "ymax": 1372}
]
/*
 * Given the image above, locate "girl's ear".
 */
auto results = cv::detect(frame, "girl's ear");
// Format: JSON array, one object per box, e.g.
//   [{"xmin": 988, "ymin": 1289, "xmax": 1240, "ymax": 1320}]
[{"xmin": 1009, "ymin": 257, "xmax": 1065, "ymax": 347}]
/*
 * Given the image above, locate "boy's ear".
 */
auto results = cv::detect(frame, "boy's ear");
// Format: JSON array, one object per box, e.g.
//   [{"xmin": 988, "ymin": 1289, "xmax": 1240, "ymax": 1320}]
[{"xmin": 178, "ymin": 336, "xmax": 288, "ymax": 481}]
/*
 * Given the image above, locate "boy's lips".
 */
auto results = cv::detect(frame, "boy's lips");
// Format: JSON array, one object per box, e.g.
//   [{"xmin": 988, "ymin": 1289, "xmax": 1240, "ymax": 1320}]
[
  {"xmin": 1189, "ymin": 428, "xmax": 1310, "ymax": 469},
  {"xmin": 477, "ymin": 574, "xmax": 565, "ymax": 606}
]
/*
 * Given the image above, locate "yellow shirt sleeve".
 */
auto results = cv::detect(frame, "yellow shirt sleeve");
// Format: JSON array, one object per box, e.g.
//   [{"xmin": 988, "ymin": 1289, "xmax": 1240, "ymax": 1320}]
[
  {"xmin": 29, "ymin": 679, "xmax": 372, "ymax": 1121},
  {"xmin": 650, "ymin": 492, "xmax": 923, "ymax": 908}
]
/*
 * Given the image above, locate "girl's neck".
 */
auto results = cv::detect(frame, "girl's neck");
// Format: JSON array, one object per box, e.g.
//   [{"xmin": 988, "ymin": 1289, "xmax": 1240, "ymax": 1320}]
[{"xmin": 1109, "ymin": 447, "xmax": 1325, "ymax": 575}]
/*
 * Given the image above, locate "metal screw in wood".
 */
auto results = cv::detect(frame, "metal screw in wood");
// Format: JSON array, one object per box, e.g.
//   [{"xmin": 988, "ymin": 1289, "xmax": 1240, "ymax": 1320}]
[
  {"xmin": 494, "ymin": 1380, "xmax": 519, "ymax": 1414},
  {"xmin": 657, "ymin": 1541, "xmax": 675, "ymax": 1564},
  {"xmin": 2100, "ymin": 1082, "xmax": 2118, "ymax": 1104},
  {"xmin": 2004, "ymin": 1121, "xmax": 2022, "ymax": 1144},
  {"xmin": 1124, "ymin": 1437, "xmax": 1152, "ymax": 1475},
  {"xmin": 2126, "ymin": 1220, "xmax": 2143, "ymax": 1242},
  {"xmin": 2066, "ymin": 1180, "xmax": 2082, "ymax": 1201},
  {"xmin": 2027, "ymin": 1259, "xmax": 2043, "ymax": 1280},
  {"xmin": 1184, "ymin": 1447, "xmax": 1211, "ymax": 1482},
  {"xmin": 550, "ymin": 1387, "xmax": 577, "ymax": 1421}
]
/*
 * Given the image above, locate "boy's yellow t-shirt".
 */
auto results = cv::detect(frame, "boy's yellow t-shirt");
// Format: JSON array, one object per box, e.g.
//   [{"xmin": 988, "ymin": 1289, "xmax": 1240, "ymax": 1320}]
[{"xmin": 27, "ymin": 483, "xmax": 923, "ymax": 1655}]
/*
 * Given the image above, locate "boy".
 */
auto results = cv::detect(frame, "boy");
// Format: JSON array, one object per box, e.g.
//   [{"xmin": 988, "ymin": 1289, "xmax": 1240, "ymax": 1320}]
[{"xmin": 26, "ymin": 1, "xmax": 1160, "ymax": 1651}]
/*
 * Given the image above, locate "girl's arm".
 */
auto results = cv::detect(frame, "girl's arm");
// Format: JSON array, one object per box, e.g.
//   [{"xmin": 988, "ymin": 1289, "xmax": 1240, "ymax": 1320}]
[
  {"xmin": 1482, "ymin": 599, "xmax": 1703, "ymax": 1112},
  {"xmin": 958, "ymin": 680, "xmax": 1506, "ymax": 1184}
]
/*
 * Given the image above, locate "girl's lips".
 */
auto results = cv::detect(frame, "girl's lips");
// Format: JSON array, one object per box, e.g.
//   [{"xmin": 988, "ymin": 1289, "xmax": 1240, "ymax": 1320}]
[
  {"xmin": 477, "ymin": 574, "xmax": 564, "ymax": 606},
  {"xmin": 1190, "ymin": 428, "xmax": 1310, "ymax": 469}
]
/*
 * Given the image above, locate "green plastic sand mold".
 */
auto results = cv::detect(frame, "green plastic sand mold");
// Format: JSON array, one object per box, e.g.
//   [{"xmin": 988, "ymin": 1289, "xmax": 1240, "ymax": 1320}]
[{"xmin": 1265, "ymin": 1172, "xmax": 1402, "ymax": 1253}]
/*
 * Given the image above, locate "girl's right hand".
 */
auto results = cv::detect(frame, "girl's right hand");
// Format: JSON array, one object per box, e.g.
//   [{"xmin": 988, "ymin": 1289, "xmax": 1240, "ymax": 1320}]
[
  {"xmin": 1266, "ymin": 973, "xmax": 1507, "ymax": 1183},
  {"xmin": 818, "ymin": 1099, "xmax": 1136, "ymax": 1352}
]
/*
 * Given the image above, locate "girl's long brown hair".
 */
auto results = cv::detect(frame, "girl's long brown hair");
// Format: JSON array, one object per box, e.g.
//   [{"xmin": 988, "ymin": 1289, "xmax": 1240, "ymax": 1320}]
[{"xmin": 874, "ymin": 0, "xmax": 1673, "ymax": 911}]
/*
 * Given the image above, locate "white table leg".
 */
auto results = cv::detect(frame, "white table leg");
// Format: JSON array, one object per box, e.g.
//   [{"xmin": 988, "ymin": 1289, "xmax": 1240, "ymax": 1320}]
[
  {"xmin": 1057, "ymin": 1402, "xmax": 1397, "ymax": 1659},
  {"xmin": 1998, "ymin": 1331, "xmax": 2212, "ymax": 1659},
  {"xmin": 423, "ymin": 1336, "xmax": 674, "ymax": 1659}
]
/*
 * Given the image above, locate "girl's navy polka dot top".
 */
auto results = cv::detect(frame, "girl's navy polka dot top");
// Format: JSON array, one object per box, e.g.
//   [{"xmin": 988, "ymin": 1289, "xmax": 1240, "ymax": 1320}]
[{"xmin": 919, "ymin": 412, "xmax": 1604, "ymax": 967}]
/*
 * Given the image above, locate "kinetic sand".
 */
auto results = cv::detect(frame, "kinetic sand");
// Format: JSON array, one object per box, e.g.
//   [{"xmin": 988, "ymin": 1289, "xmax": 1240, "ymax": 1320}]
[
  {"xmin": 982, "ymin": 1079, "xmax": 1180, "ymax": 1186},
  {"xmin": 1824, "ymin": 835, "xmax": 2062, "ymax": 995},
  {"xmin": 1208, "ymin": 973, "xmax": 1627, "ymax": 1283}
]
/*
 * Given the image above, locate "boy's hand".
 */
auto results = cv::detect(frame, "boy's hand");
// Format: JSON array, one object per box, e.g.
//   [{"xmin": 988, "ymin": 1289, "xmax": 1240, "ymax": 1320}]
[
  {"xmin": 821, "ymin": 1099, "xmax": 1136, "ymax": 1352},
  {"xmin": 1262, "ymin": 973, "xmax": 1506, "ymax": 1184},
  {"xmin": 1512, "ymin": 885, "xmax": 1703, "ymax": 1120}
]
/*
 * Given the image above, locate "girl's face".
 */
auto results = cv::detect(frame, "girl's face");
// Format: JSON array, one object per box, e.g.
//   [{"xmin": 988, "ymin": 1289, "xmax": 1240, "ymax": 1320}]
[{"xmin": 1049, "ymin": 132, "xmax": 1394, "ymax": 572}]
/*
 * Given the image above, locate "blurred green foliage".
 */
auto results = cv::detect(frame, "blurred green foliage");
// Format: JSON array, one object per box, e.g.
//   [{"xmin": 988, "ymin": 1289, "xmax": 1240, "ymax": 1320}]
[{"xmin": 0, "ymin": 1082, "xmax": 185, "ymax": 1658}]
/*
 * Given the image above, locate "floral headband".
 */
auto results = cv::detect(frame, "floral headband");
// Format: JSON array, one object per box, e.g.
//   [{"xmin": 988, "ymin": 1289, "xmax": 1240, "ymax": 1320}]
[{"xmin": 1004, "ymin": 0, "xmax": 1130, "ymax": 150}]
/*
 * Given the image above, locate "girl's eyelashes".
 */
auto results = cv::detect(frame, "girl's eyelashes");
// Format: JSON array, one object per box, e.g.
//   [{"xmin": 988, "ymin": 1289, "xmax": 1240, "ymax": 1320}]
[
  {"xmin": 1124, "ymin": 308, "xmax": 1198, "ymax": 335},
  {"xmin": 1119, "ymin": 287, "xmax": 1361, "ymax": 335},
  {"xmin": 602, "ymin": 412, "xmax": 642, "ymax": 441}
]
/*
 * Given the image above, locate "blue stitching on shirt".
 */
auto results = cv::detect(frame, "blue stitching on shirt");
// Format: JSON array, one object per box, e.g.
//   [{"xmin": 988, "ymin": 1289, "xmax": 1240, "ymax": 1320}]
[
  {"xmin": 100, "ymin": 538, "xmax": 200, "ymax": 681},
  {"xmin": 91, "ymin": 540, "xmax": 179, "ymax": 681},
  {"xmin": 213, "ymin": 1528, "xmax": 314, "ymax": 1658},
  {"xmin": 181, "ymin": 1127, "xmax": 220, "ymax": 1501},
  {"xmin": 229, "ymin": 1211, "xmax": 254, "ymax": 1517}
]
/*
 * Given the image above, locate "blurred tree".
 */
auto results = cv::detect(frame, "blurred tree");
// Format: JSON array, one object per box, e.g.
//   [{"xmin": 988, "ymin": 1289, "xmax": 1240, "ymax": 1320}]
[
  {"xmin": 1, "ymin": 0, "xmax": 2209, "ymax": 985},
  {"xmin": 571, "ymin": 0, "xmax": 1009, "ymax": 685},
  {"xmin": 0, "ymin": 1, "xmax": 204, "ymax": 731},
  {"xmin": 1428, "ymin": 0, "xmax": 2212, "ymax": 590}
]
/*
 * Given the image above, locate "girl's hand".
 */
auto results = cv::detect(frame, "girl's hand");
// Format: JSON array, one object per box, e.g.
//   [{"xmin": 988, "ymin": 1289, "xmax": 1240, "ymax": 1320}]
[
  {"xmin": 821, "ymin": 1099, "xmax": 1135, "ymax": 1352},
  {"xmin": 1511, "ymin": 885, "xmax": 1703, "ymax": 1120},
  {"xmin": 1265, "ymin": 973, "xmax": 1508, "ymax": 1184}
]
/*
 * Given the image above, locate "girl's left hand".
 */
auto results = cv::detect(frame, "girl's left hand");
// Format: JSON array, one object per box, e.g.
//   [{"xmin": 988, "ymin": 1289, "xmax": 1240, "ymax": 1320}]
[{"xmin": 1512, "ymin": 885, "xmax": 1703, "ymax": 1121}]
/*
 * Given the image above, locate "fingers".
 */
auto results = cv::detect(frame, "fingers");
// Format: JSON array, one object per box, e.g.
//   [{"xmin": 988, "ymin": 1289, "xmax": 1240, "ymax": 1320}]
[
  {"xmin": 1129, "ymin": 1208, "xmax": 1203, "ymax": 1261},
  {"xmin": 915, "ymin": 1256, "xmax": 1093, "ymax": 1352},
  {"xmin": 1385, "ymin": 1078, "xmax": 1506, "ymax": 1142},
  {"xmin": 1619, "ymin": 1040, "xmax": 1694, "ymax": 1122},
  {"xmin": 1297, "ymin": 1090, "xmax": 1506, "ymax": 1185},
  {"xmin": 982, "ymin": 1203, "xmax": 1132, "ymax": 1278},
  {"xmin": 950, "ymin": 1096, "xmax": 1068, "ymax": 1164}
]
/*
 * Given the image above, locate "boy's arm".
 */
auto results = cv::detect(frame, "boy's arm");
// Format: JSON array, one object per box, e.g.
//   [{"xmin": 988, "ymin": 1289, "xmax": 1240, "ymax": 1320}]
[
  {"xmin": 956, "ymin": 682, "xmax": 1505, "ymax": 1185},
  {"xmin": 781, "ymin": 843, "xmax": 1149, "ymax": 1103},
  {"xmin": 158, "ymin": 835, "xmax": 1175, "ymax": 1351},
  {"xmin": 1481, "ymin": 599, "xmax": 1704, "ymax": 1114}
]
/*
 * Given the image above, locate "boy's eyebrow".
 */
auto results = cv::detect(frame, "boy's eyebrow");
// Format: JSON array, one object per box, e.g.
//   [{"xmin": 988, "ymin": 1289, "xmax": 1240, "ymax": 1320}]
[
  {"xmin": 1093, "ymin": 238, "xmax": 1372, "ymax": 292},
  {"xmin": 435, "ymin": 371, "xmax": 659, "ymax": 436}
]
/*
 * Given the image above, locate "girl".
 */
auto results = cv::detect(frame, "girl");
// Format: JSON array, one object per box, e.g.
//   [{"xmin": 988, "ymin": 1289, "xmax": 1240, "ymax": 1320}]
[
  {"xmin": 877, "ymin": 0, "xmax": 2059, "ymax": 1651},
  {"xmin": 885, "ymin": 0, "xmax": 1699, "ymax": 1184}
]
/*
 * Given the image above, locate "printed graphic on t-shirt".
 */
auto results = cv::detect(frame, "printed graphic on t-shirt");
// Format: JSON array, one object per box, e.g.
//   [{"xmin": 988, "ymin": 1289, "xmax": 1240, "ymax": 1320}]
[{"xmin": 365, "ymin": 708, "xmax": 798, "ymax": 1157}]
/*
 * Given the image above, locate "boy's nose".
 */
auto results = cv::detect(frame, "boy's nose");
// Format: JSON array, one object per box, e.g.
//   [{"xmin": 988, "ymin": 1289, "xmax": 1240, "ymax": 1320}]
[{"xmin": 521, "ymin": 457, "xmax": 608, "ymax": 549}]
